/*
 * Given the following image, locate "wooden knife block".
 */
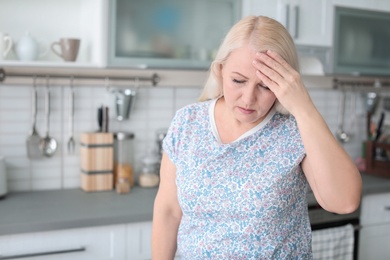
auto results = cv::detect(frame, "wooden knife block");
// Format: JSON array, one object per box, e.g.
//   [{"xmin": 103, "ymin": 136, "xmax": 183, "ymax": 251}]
[
  {"xmin": 365, "ymin": 141, "xmax": 390, "ymax": 178},
  {"xmin": 80, "ymin": 132, "xmax": 114, "ymax": 192}
]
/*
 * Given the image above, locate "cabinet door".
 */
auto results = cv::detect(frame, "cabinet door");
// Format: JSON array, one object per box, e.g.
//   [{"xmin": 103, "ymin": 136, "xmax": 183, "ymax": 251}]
[
  {"xmin": 359, "ymin": 225, "xmax": 390, "ymax": 260},
  {"xmin": 360, "ymin": 192, "xmax": 390, "ymax": 226},
  {"xmin": 241, "ymin": 0, "xmax": 332, "ymax": 47},
  {"xmin": 109, "ymin": 0, "xmax": 241, "ymax": 69},
  {"xmin": 127, "ymin": 221, "xmax": 153, "ymax": 260},
  {"xmin": 126, "ymin": 221, "xmax": 181, "ymax": 260},
  {"xmin": 0, "ymin": 225, "xmax": 126, "ymax": 260},
  {"xmin": 292, "ymin": 0, "xmax": 332, "ymax": 46}
]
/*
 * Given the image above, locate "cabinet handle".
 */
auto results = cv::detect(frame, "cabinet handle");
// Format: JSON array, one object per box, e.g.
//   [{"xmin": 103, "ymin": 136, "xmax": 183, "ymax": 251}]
[
  {"xmin": 292, "ymin": 5, "xmax": 299, "ymax": 38},
  {"xmin": 384, "ymin": 206, "xmax": 390, "ymax": 211},
  {"xmin": 0, "ymin": 247, "xmax": 86, "ymax": 260},
  {"xmin": 285, "ymin": 4, "xmax": 290, "ymax": 32}
]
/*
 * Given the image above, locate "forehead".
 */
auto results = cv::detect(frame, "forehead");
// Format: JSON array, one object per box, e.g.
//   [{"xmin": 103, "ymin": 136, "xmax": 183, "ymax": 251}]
[
  {"xmin": 225, "ymin": 46, "xmax": 256, "ymax": 67},
  {"xmin": 223, "ymin": 46, "xmax": 258, "ymax": 74}
]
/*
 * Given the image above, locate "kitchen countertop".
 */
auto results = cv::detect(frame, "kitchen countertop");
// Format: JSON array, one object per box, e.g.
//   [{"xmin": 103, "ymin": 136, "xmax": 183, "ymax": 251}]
[
  {"xmin": 0, "ymin": 187, "xmax": 158, "ymax": 236},
  {"xmin": 1, "ymin": 173, "xmax": 390, "ymax": 237}
]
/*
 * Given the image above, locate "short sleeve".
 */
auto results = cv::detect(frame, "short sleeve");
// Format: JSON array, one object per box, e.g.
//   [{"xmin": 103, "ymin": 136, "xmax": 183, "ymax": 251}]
[{"xmin": 162, "ymin": 108, "xmax": 184, "ymax": 165}]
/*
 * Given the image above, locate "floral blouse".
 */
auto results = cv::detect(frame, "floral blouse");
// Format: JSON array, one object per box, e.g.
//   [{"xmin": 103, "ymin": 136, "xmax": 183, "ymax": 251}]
[{"xmin": 163, "ymin": 99, "xmax": 312, "ymax": 259}]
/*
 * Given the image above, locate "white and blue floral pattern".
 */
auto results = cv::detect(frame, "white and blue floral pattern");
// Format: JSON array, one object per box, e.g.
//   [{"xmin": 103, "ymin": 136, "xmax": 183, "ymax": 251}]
[{"xmin": 163, "ymin": 99, "xmax": 312, "ymax": 259}]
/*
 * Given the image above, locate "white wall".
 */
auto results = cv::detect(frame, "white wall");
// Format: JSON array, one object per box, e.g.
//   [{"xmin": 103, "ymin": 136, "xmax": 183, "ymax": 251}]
[{"xmin": 0, "ymin": 82, "xmax": 374, "ymax": 192}]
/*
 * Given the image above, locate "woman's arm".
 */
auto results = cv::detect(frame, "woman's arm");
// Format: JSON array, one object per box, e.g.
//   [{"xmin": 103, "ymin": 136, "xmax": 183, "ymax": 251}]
[
  {"xmin": 253, "ymin": 50, "xmax": 362, "ymax": 214},
  {"xmin": 152, "ymin": 152, "xmax": 182, "ymax": 260}
]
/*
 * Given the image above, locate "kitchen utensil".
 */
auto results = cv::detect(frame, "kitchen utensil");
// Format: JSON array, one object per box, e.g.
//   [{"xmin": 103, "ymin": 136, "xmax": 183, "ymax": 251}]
[
  {"xmin": 365, "ymin": 92, "xmax": 380, "ymax": 139},
  {"xmin": 114, "ymin": 88, "xmax": 136, "ymax": 121},
  {"xmin": 348, "ymin": 90, "xmax": 357, "ymax": 138},
  {"xmin": 67, "ymin": 78, "xmax": 75, "ymax": 154},
  {"xmin": 365, "ymin": 92, "xmax": 379, "ymax": 114},
  {"xmin": 26, "ymin": 77, "xmax": 43, "ymax": 159},
  {"xmin": 336, "ymin": 90, "xmax": 350, "ymax": 143},
  {"xmin": 0, "ymin": 156, "xmax": 7, "ymax": 199},
  {"xmin": 97, "ymin": 105, "xmax": 109, "ymax": 132},
  {"xmin": 39, "ymin": 79, "xmax": 57, "ymax": 157},
  {"xmin": 0, "ymin": 32, "xmax": 13, "ymax": 60},
  {"xmin": 374, "ymin": 112, "xmax": 385, "ymax": 142}
]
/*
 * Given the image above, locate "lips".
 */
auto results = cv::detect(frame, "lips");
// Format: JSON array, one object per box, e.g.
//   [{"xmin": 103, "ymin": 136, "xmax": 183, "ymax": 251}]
[{"xmin": 238, "ymin": 106, "xmax": 255, "ymax": 114}]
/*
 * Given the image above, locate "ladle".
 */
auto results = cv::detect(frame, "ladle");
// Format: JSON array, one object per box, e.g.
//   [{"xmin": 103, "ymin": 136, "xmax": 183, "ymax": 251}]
[
  {"xmin": 336, "ymin": 90, "xmax": 350, "ymax": 143},
  {"xmin": 39, "ymin": 77, "xmax": 57, "ymax": 157}
]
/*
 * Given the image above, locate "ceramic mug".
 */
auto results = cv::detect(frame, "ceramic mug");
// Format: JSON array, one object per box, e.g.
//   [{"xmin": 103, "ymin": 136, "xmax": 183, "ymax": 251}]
[
  {"xmin": 0, "ymin": 32, "xmax": 13, "ymax": 61},
  {"xmin": 51, "ymin": 38, "xmax": 80, "ymax": 62}
]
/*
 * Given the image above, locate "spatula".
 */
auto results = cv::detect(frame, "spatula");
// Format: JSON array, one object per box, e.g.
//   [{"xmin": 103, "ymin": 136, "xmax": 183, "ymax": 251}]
[{"xmin": 26, "ymin": 77, "xmax": 43, "ymax": 159}]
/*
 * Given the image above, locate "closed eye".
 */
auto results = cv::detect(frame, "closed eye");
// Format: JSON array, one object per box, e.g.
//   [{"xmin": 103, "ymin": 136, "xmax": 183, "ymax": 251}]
[
  {"xmin": 233, "ymin": 79, "xmax": 245, "ymax": 84},
  {"xmin": 259, "ymin": 84, "xmax": 270, "ymax": 90}
]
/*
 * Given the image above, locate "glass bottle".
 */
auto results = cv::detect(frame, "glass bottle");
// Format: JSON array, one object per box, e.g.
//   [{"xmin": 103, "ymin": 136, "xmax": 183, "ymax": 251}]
[{"xmin": 114, "ymin": 132, "xmax": 135, "ymax": 194}]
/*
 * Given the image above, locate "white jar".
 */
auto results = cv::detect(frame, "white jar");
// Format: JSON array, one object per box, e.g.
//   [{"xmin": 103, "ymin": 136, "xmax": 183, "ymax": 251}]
[{"xmin": 138, "ymin": 151, "xmax": 160, "ymax": 188}]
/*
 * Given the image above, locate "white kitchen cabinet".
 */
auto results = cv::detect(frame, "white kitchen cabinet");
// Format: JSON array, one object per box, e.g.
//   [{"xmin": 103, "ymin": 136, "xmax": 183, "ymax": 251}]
[
  {"xmin": 241, "ymin": 0, "xmax": 332, "ymax": 46},
  {"xmin": 126, "ymin": 221, "xmax": 153, "ymax": 260},
  {"xmin": 0, "ymin": 0, "xmax": 107, "ymax": 68},
  {"xmin": 359, "ymin": 192, "xmax": 390, "ymax": 259},
  {"xmin": 126, "ymin": 221, "xmax": 181, "ymax": 260},
  {"xmin": 332, "ymin": 0, "xmax": 390, "ymax": 13},
  {"xmin": 0, "ymin": 225, "xmax": 126, "ymax": 260},
  {"xmin": 107, "ymin": 0, "xmax": 241, "ymax": 69}
]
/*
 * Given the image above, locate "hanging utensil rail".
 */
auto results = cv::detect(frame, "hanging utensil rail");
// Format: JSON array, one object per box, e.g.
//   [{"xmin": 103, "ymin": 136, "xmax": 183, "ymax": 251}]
[
  {"xmin": 333, "ymin": 78, "xmax": 390, "ymax": 91},
  {"xmin": 0, "ymin": 68, "xmax": 160, "ymax": 86}
]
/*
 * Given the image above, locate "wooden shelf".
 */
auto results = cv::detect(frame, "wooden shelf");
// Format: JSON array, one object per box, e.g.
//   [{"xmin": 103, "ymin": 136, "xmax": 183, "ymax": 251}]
[{"xmin": 365, "ymin": 141, "xmax": 390, "ymax": 178}]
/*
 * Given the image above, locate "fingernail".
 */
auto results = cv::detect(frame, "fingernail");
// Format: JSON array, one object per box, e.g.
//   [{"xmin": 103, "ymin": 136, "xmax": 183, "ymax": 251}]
[{"xmin": 252, "ymin": 60, "xmax": 258, "ymax": 65}]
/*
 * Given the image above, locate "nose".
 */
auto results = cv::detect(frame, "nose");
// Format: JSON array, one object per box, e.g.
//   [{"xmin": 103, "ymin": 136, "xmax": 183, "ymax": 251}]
[{"xmin": 241, "ymin": 84, "xmax": 257, "ymax": 107}]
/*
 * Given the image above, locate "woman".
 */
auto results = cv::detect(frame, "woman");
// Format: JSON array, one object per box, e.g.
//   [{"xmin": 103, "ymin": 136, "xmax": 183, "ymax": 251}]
[{"xmin": 152, "ymin": 16, "xmax": 362, "ymax": 259}]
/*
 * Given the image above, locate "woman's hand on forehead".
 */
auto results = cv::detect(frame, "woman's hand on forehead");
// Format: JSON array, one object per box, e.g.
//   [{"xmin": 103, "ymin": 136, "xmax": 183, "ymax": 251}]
[{"xmin": 252, "ymin": 50, "xmax": 313, "ymax": 116}]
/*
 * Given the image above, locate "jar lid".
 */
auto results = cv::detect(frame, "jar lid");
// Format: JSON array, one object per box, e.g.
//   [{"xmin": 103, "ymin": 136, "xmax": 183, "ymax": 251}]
[{"xmin": 114, "ymin": 132, "xmax": 135, "ymax": 140}]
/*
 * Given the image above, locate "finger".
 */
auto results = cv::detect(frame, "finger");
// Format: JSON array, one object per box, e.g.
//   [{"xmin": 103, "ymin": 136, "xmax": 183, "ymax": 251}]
[
  {"xmin": 252, "ymin": 59, "xmax": 285, "ymax": 86},
  {"xmin": 255, "ymin": 51, "xmax": 290, "ymax": 79},
  {"xmin": 255, "ymin": 70, "xmax": 279, "ymax": 94},
  {"xmin": 265, "ymin": 50, "xmax": 295, "ymax": 73}
]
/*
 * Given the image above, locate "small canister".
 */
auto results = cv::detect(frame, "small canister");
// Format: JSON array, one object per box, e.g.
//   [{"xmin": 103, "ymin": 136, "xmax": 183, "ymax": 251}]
[{"xmin": 114, "ymin": 132, "xmax": 135, "ymax": 194}]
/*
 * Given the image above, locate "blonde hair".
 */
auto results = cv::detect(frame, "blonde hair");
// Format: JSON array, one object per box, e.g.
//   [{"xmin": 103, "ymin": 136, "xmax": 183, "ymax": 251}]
[{"xmin": 199, "ymin": 16, "xmax": 300, "ymax": 114}]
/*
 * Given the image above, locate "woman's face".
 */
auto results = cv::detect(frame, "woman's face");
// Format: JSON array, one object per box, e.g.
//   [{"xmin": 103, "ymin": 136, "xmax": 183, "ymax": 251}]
[{"xmin": 221, "ymin": 45, "xmax": 277, "ymax": 125}]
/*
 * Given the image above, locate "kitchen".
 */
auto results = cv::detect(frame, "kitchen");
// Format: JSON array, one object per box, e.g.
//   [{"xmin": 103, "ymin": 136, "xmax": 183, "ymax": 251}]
[{"xmin": 1, "ymin": 0, "xmax": 390, "ymax": 259}]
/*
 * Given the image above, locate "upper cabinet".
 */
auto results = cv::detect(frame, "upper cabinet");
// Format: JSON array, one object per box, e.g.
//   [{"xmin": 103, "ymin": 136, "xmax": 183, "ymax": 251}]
[
  {"xmin": 107, "ymin": 0, "xmax": 241, "ymax": 69},
  {"xmin": 242, "ymin": 0, "xmax": 390, "ymax": 49},
  {"xmin": 242, "ymin": 0, "xmax": 332, "ymax": 47},
  {"xmin": 0, "ymin": 0, "xmax": 241, "ymax": 70},
  {"xmin": 2, "ymin": 0, "xmax": 390, "ymax": 70},
  {"xmin": 0, "ymin": 0, "xmax": 107, "ymax": 68}
]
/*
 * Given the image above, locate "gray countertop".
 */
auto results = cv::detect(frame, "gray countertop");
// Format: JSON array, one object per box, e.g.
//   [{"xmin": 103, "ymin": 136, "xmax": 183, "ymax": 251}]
[
  {"xmin": 0, "ymin": 173, "xmax": 390, "ymax": 237},
  {"xmin": 0, "ymin": 187, "xmax": 158, "ymax": 236}
]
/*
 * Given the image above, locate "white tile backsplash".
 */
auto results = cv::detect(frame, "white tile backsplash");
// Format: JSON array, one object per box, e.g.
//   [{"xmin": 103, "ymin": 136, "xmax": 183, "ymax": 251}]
[{"xmin": 0, "ymin": 81, "xmax": 383, "ymax": 192}]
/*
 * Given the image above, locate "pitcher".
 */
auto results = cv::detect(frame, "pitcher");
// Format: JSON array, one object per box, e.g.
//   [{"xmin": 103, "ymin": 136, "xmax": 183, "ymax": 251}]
[
  {"xmin": 14, "ymin": 32, "xmax": 48, "ymax": 61},
  {"xmin": 0, "ymin": 32, "xmax": 13, "ymax": 61}
]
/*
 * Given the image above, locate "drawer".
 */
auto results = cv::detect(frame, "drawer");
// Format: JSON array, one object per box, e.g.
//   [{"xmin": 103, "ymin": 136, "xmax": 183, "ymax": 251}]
[
  {"xmin": 0, "ymin": 225, "xmax": 126, "ymax": 260},
  {"xmin": 360, "ymin": 192, "xmax": 390, "ymax": 226}
]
